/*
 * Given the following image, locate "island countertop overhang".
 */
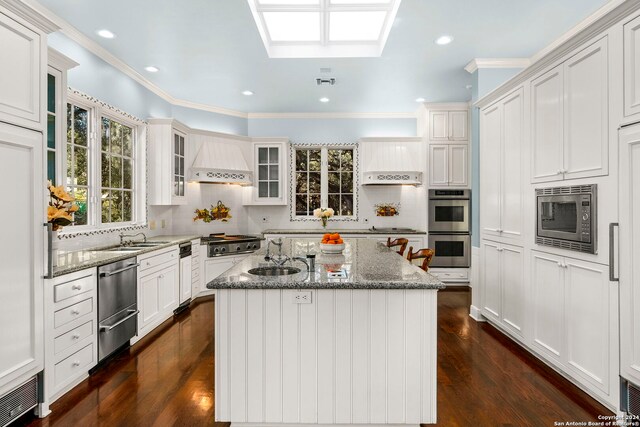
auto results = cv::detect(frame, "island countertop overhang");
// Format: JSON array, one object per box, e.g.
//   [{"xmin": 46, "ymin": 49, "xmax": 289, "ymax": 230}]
[{"xmin": 207, "ymin": 237, "xmax": 445, "ymax": 290}]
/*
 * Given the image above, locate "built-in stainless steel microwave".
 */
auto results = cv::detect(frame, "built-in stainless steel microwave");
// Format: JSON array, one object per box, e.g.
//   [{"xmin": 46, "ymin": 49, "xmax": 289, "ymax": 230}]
[{"xmin": 536, "ymin": 184, "xmax": 597, "ymax": 254}]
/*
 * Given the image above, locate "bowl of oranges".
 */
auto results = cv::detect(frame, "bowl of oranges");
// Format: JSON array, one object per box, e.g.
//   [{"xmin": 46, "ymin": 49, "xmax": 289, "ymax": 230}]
[{"xmin": 320, "ymin": 233, "xmax": 345, "ymax": 254}]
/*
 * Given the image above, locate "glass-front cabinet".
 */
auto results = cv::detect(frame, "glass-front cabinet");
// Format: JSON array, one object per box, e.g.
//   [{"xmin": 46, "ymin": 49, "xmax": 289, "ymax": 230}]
[
  {"xmin": 245, "ymin": 139, "xmax": 288, "ymax": 205},
  {"xmin": 148, "ymin": 118, "xmax": 188, "ymax": 205},
  {"xmin": 173, "ymin": 131, "xmax": 186, "ymax": 198}
]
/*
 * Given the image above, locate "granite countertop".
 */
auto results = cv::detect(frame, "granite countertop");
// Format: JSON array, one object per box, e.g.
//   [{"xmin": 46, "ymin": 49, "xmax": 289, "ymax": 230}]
[
  {"xmin": 52, "ymin": 235, "xmax": 200, "ymax": 278},
  {"xmin": 208, "ymin": 238, "xmax": 444, "ymax": 290},
  {"xmin": 262, "ymin": 228, "xmax": 427, "ymax": 235}
]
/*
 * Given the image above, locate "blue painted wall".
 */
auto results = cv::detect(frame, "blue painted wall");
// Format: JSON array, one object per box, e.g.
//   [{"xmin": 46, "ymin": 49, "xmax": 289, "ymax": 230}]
[
  {"xmin": 470, "ymin": 67, "xmax": 523, "ymax": 247},
  {"xmin": 247, "ymin": 117, "xmax": 417, "ymax": 141}
]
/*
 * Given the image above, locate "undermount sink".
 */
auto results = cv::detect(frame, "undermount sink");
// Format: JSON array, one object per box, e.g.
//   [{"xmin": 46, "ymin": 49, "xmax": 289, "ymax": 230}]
[
  {"xmin": 129, "ymin": 241, "xmax": 170, "ymax": 248},
  {"xmin": 100, "ymin": 247, "xmax": 141, "ymax": 252},
  {"xmin": 247, "ymin": 266, "xmax": 301, "ymax": 276}
]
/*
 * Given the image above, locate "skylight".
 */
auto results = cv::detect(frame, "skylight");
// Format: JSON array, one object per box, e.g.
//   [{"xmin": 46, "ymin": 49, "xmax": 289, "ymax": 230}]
[{"xmin": 248, "ymin": 0, "xmax": 402, "ymax": 58}]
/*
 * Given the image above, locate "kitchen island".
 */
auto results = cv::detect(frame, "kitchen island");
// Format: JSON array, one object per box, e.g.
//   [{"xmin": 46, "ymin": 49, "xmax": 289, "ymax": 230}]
[{"xmin": 208, "ymin": 238, "xmax": 444, "ymax": 426}]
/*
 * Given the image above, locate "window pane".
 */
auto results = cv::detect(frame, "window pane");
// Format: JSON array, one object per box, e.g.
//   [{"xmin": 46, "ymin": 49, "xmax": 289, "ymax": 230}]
[
  {"xmin": 341, "ymin": 150, "xmax": 353, "ymax": 170},
  {"xmin": 341, "ymin": 195, "xmax": 354, "ymax": 216},
  {"xmin": 66, "ymin": 144, "xmax": 72, "ymax": 181},
  {"xmin": 174, "ymin": 156, "xmax": 180, "ymax": 175},
  {"xmin": 179, "ymin": 157, "xmax": 184, "ymax": 176},
  {"xmin": 328, "ymin": 149, "xmax": 340, "ymax": 171},
  {"xmin": 111, "ymin": 191, "xmax": 123, "ymax": 223},
  {"xmin": 47, "ymin": 115, "xmax": 55, "ymax": 149},
  {"xmin": 47, "ymin": 74, "xmax": 55, "ymax": 113},
  {"xmin": 174, "ymin": 180, "xmax": 179, "ymax": 198},
  {"xmin": 174, "ymin": 135, "xmax": 179, "ymax": 156},
  {"xmin": 101, "ymin": 153, "xmax": 110, "ymax": 188},
  {"xmin": 269, "ymin": 147, "xmax": 278, "ymax": 163},
  {"xmin": 328, "ymin": 172, "xmax": 340, "ymax": 193},
  {"xmin": 269, "ymin": 182, "xmax": 279, "ymax": 198},
  {"xmin": 341, "ymin": 172, "xmax": 353, "ymax": 193},
  {"xmin": 328, "ymin": 194, "xmax": 340, "ymax": 214},
  {"xmin": 47, "ymin": 151, "xmax": 56, "ymax": 184},
  {"xmin": 110, "ymin": 156, "xmax": 122, "ymax": 188},
  {"xmin": 66, "ymin": 104, "xmax": 71, "ymax": 140},
  {"xmin": 74, "ymin": 147, "xmax": 88, "ymax": 186},
  {"xmin": 296, "ymin": 194, "xmax": 308, "ymax": 216},
  {"xmin": 123, "ymin": 126, "xmax": 132, "ymax": 157},
  {"xmin": 296, "ymin": 172, "xmax": 308, "ymax": 193},
  {"xmin": 258, "ymin": 147, "xmax": 268, "ymax": 164},
  {"xmin": 71, "ymin": 188, "xmax": 88, "ymax": 226},
  {"xmin": 123, "ymin": 191, "xmax": 132, "ymax": 222},
  {"xmin": 101, "ymin": 191, "xmax": 111, "ymax": 223},
  {"xmin": 123, "ymin": 159, "xmax": 132, "ymax": 189},
  {"xmin": 263, "ymin": 12, "xmax": 321, "ymax": 42},
  {"xmin": 309, "ymin": 194, "xmax": 321, "ymax": 211},
  {"xmin": 308, "ymin": 150, "xmax": 321, "ymax": 171},
  {"xmin": 110, "ymin": 121, "xmax": 122, "ymax": 155},
  {"xmin": 259, "ymin": 182, "xmax": 268, "ymax": 198},
  {"xmin": 308, "ymin": 172, "xmax": 321, "ymax": 193},
  {"xmin": 295, "ymin": 150, "xmax": 307, "ymax": 171},
  {"xmin": 102, "ymin": 117, "xmax": 110, "ymax": 152},
  {"xmin": 259, "ymin": 165, "xmax": 268, "ymax": 180},
  {"xmin": 179, "ymin": 136, "xmax": 184, "ymax": 156},
  {"xmin": 269, "ymin": 165, "xmax": 279, "ymax": 180},
  {"xmin": 74, "ymin": 106, "xmax": 88, "ymax": 146}
]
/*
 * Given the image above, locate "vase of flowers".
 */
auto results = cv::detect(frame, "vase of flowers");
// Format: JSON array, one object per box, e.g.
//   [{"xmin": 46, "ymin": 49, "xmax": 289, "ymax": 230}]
[
  {"xmin": 313, "ymin": 207, "xmax": 334, "ymax": 229},
  {"xmin": 46, "ymin": 182, "xmax": 79, "ymax": 266}
]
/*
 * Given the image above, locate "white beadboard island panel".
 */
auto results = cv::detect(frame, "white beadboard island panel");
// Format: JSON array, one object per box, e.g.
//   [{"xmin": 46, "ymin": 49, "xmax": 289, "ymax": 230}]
[{"xmin": 215, "ymin": 288, "xmax": 437, "ymax": 426}]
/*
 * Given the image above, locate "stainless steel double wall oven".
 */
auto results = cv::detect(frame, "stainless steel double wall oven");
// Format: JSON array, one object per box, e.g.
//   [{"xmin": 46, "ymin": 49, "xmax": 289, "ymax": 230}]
[{"xmin": 428, "ymin": 189, "xmax": 471, "ymax": 268}]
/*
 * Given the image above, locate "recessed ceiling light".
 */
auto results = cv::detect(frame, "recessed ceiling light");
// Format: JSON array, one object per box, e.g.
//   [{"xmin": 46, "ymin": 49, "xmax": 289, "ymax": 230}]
[
  {"xmin": 145, "ymin": 66, "xmax": 159, "ymax": 73},
  {"xmin": 415, "ymin": 97, "xmax": 426, "ymax": 103},
  {"xmin": 319, "ymin": 97, "xmax": 330, "ymax": 103},
  {"xmin": 97, "ymin": 29, "xmax": 115, "ymax": 39},
  {"xmin": 242, "ymin": 90, "xmax": 254, "ymax": 96},
  {"xmin": 435, "ymin": 35, "xmax": 453, "ymax": 45}
]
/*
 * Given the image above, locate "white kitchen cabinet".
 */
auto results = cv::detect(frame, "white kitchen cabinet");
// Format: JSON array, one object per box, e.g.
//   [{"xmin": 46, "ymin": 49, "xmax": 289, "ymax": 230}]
[
  {"xmin": 619, "ymin": 124, "xmax": 640, "ymax": 388},
  {"xmin": 43, "ymin": 268, "xmax": 97, "ymax": 405},
  {"xmin": 179, "ymin": 255, "xmax": 192, "ymax": 305},
  {"xmin": 244, "ymin": 139, "xmax": 288, "ymax": 205},
  {"xmin": 429, "ymin": 144, "xmax": 468, "ymax": 187},
  {"xmin": 429, "ymin": 110, "xmax": 468, "ymax": 142},
  {"xmin": 205, "ymin": 254, "xmax": 249, "ymax": 285},
  {"xmin": 531, "ymin": 37, "xmax": 608, "ymax": 183},
  {"xmin": 624, "ymin": 15, "xmax": 640, "ymax": 118},
  {"xmin": 148, "ymin": 119, "xmax": 189, "ymax": 205},
  {"xmin": 191, "ymin": 240, "xmax": 201, "ymax": 298},
  {"xmin": 0, "ymin": 123, "xmax": 44, "ymax": 399},
  {"xmin": 530, "ymin": 250, "xmax": 615, "ymax": 401},
  {"xmin": 135, "ymin": 247, "xmax": 180, "ymax": 341},
  {"xmin": 481, "ymin": 240, "xmax": 525, "ymax": 341},
  {"xmin": 480, "ymin": 87, "xmax": 524, "ymax": 243}
]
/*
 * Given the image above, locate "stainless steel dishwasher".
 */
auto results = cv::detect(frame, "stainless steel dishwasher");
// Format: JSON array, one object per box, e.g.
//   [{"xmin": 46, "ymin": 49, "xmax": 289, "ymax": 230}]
[{"xmin": 97, "ymin": 257, "xmax": 139, "ymax": 362}]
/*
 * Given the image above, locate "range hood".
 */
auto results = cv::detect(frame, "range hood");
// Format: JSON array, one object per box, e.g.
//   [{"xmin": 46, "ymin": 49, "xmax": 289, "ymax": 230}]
[
  {"xmin": 360, "ymin": 138, "xmax": 424, "ymax": 186},
  {"xmin": 190, "ymin": 140, "xmax": 253, "ymax": 185}
]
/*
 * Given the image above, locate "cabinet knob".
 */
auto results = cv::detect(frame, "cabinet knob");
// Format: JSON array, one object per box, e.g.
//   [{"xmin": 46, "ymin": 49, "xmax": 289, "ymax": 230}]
[
  {"xmin": 72, "ymin": 334, "xmax": 80, "ymax": 340},
  {"xmin": 71, "ymin": 309, "xmax": 80, "ymax": 315},
  {"xmin": 72, "ymin": 361, "xmax": 80, "ymax": 367},
  {"xmin": 72, "ymin": 284, "xmax": 82, "ymax": 290}
]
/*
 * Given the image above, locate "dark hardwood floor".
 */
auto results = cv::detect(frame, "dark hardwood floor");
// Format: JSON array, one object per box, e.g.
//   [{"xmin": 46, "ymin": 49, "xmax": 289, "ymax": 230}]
[{"xmin": 19, "ymin": 289, "xmax": 612, "ymax": 427}]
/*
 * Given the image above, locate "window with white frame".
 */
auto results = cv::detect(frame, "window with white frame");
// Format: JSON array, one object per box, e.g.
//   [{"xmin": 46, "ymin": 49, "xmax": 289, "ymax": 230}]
[
  {"xmin": 294, "ymin": 145, "xmax": 356, "ymax": 218},
  {"xmin": 64, "ymin": 92, "xmax": 145, "ymax": 231}
]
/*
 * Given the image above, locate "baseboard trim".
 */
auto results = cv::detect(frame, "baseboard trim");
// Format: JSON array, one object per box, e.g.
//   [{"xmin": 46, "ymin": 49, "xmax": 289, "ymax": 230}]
[
  {"xmin": 231, "ymin": 424, "xmax": 419, "ymax": 427},
  {"xmin": 469, "ymin": 304, "xmax": 486, "ymax": 322}
]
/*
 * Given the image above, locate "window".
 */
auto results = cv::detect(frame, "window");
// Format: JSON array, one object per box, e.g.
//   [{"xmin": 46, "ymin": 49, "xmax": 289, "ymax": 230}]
[
  {"xmin": 294, "ymin": 145, "xmax": 356, "ymax": 218},
  {"xmin": 63, "ymin": 91, "xmax": 145, "ymax": 232}
]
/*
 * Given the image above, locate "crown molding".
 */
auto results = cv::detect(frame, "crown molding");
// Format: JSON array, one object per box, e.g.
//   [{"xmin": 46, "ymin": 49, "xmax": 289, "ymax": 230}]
[
  {"xmin": 247, "ymin": 111, "xmax": 416, "ymax": 119},
  {"xmin": 420, "ymin": 102, "xmax": 470, "ymax": 111},
  {"xmin": 475, "ymin": 0, "xmax": 640, "ymax": 109},
  {"xmin": 464, "ymin": 58, "xmax": 531, "ymax": 74},
  {"xmin": 48, "ymin": 47, "xmax": 78, "ymax": 71},
  {"xmin": 0, "ymin": 0, "xmax": 59, "ymax": 33}
]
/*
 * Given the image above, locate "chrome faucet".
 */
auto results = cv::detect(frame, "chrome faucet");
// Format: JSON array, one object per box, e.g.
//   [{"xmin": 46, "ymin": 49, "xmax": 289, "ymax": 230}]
[
  {"xmin": 265, "ymin": 238, "xmax": 290, "ymax": 266},
  {"xmin": 292, "ymin": 256, "xmax": 311, "ymax": 272},
  {"xmin": 119, "ymin": 232, "xmax": 147, "ymax": 246}
]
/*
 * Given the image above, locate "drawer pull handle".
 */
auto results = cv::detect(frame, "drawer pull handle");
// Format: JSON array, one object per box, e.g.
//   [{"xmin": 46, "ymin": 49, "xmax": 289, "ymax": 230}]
[
  {"xmin": 72, "ymin": 334, "xmax": 80, "ymax": 340},
  {"xmin": 72, "ymin": 284, "xmax": 82, "ymax": 290},
  {"xmin": 71, "ymin": 309, "xmax": 80, "ymax": 315},
  {"xmin": 72, "ymin": 361, "xmax": 81, "ymax": 367},
  {"xmin": 99, "ymin": 310, "xmax": 139, "ymax": 332},
  {"xmin": 100, "ymin": 263, "xmax": 140, "ymax": 277}
]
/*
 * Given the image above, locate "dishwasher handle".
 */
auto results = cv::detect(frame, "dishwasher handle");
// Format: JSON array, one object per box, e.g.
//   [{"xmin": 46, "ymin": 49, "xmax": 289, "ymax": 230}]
[
  {"xmin": 99, "ymin": 262, "xmax": 140, "ymax": 277},
  {"xmin": 99, "ymin": 309, "xmax": 139, "ymax": 332}
]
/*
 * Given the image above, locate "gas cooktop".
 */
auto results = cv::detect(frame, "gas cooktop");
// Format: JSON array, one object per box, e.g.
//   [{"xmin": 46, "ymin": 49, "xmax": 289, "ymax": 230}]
[{"xmin": 202, "ymin": 234, "xmax": 263, "ymax": 257}]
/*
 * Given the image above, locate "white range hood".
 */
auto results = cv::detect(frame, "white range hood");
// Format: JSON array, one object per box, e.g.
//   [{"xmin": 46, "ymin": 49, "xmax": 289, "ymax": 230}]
[
  {"xmin": 190, "ymin": 139, "xmax": 253, "ymax": 185},
  {"xmin": 360, "ymin": 138, "xmax": 424, "ymax": 186}
]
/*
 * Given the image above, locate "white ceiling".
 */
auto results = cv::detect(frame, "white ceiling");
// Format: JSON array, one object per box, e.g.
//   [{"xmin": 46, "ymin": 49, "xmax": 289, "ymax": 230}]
[{"xmin": 35, "ymin": 0, "xmax": 609, "ymax": 113}]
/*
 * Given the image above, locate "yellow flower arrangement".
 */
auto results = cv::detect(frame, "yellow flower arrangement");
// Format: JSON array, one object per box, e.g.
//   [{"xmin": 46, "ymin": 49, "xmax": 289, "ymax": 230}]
[
  {"xmin": 47, "ymin": 181, "xmax": 78, "ymax": 231},
  {"xmin": 193, "ymin": 200, "xmax": 232, "ymax": 223}
]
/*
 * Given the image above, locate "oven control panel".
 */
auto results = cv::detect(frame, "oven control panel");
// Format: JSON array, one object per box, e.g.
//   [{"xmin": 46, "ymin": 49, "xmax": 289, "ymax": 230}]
[
  {"xmin": 207, "ymin": 241, "xmax": 261, "ymax": 257},
  {"xmin": 580, "ymin": 195, "xmax": 591, "ymax": 242}
]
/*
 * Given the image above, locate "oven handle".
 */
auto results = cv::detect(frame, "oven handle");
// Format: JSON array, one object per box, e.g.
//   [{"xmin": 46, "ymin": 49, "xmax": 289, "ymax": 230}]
[
  {"xmin": 99, "ymin": 309, "xmax": 139, "ymax": 332},
  {"xmin": 100, "ymin": 263, "xmax": 140, "ymax": 277},
  {"xmin": 609, "ymin": 223, "xmax": 619, "ymax": 282}
]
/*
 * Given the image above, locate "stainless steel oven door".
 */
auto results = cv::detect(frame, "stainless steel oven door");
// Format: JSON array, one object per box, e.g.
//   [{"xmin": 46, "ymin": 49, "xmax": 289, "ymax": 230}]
[
  {"xmin": 428, "ymin": 199, "xmax": 470, "ymax": 233},
  {"xmin": 428, "ymin": 234, "xmax": 471, "ymax": 268},
  {"xmin": 536, "ymin": 195, "xmax": 582, "ymax": 242}
]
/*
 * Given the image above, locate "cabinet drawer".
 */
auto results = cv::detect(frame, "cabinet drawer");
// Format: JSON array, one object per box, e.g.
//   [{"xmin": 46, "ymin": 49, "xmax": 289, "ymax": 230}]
[
  {"xmin": 54, "ymin": 298, "xmax": 93, "ymax": 329},
  {"xmin": 54, "ymin": 320, "xmax": 94, "ymax": 355},
  {"xmin": 54, "ymin": 343, "xmax": 95, "ymax": 389},
  {"xmin": 139, "ymin": 249, "xmax": 178, "ymax": 272},
  {"xmin": 430, "ymin": 270, "xmax": 469, "ymax": 282},
  {"xmin": 54, "ymin": 274, "xmax": 94, "ymax": 303}
]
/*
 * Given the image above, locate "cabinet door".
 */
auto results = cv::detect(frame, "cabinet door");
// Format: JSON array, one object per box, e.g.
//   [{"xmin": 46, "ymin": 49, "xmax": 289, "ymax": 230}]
[
  {"xmin": 501, "ymin": 245, "xmax": 524, "ymax": 340},
  {"xmin": 480, "ymin": 104, "xmax": 502, "ymax": 236},
  {"xmin": 563, "ymin": 38, "xmax": 608, "ymax": 180},
  {"xmin": 481, "ymin": 241, "xmax": 502, "ymax": 323},
  {"xmin": 429, "ymin": 145, "xmax": 449, "ymax": 186},
  {"xmin": 429, "ymin": 111, "xmax": 449, "ymax": 141},
  {"xmin": 619, "ymin": 124, "xmax": 640, "ymax": 386},
  {"xmin": 159, "ymin": 264, "xmax": 179, "ymax": 313},
  {"xmin": 180, "ymin": 256, "xmax": 192, "ymax": 304},
  {"xmin": 0, "ymin": 124, "xmax": 44, "ymax": 394},
  {"xmin": 501, "ymin": 89, "xmax": 524, "ymax": 241},
  {"xmin": 531, "ymin": 65, "xmax": 564, "ymax": 183},
  {"xmin": 531, "ymin": 252, "xmax": 564, "ymax": 363},
  {"xmin": 139, "ymin": 274, "xmax": 160, "ymax": 330},
  {"xmin": 449, "ymin": 111, "xmax": 468, "ymax": 141},
  {"xmin": 564, "ymin": 258, "xmax": 611, "ymax": 393},
  {"xmin": 0, "ymin": 13, "xmax": 42, "ymax": 128},
  {"xmin": 172, "ymin": 131, "xmax": 186, "ymax": 201},
  {"xmin": 205, "ymin": 259, "xmax": 236, "ymax": 284},
  {"xmin": 448, "ymin": 145, "xmax": 468, "ymax": 186},
  {"xmin": 624, "ymin": 15, "xmax": 640, "ymax": 117}
]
